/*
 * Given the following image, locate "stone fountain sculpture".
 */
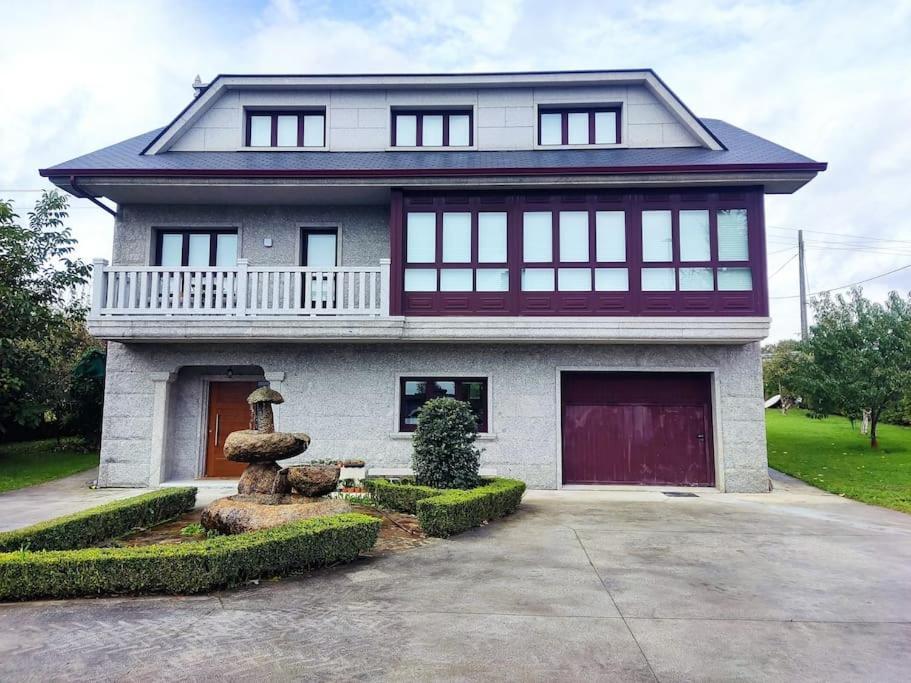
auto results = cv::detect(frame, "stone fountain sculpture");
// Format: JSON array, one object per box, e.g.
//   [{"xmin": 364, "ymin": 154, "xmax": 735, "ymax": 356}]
[{"xmin": 201, "ymin": 387, "xmax": 347, "ymax": 534}]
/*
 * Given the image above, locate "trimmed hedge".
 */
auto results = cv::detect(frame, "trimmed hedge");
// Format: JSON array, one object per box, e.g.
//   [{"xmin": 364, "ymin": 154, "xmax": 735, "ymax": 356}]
[
  {"xmin": 364, "ymin": 478, "xmax": 441, "ymax": 514},
  {"xmin": 0, "ymin": 487, "xmax": 197, "ymax": 552},
  {"xmin": 0, "ymin": 513, "xmax": 380, "ymax": 601},
  {"xmin": 366, "ymin": 477, "xmax": 526, "ymax": 537}
]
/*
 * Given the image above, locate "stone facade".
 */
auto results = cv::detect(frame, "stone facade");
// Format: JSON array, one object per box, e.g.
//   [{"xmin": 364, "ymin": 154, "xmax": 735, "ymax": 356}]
[
  {"xmin": 112, "ymin": 203, "xmax": 388, "ymax": 268},
  {"xmin": 99, "ymin": 340, "xmax": 768, "ymax": 492}
]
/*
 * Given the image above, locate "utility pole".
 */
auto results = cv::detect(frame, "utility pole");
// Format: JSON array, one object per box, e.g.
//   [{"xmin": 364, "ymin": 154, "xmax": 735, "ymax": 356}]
[{"xmin": 798, "ymin": 229, "xmax": 808, "ymax": 340}]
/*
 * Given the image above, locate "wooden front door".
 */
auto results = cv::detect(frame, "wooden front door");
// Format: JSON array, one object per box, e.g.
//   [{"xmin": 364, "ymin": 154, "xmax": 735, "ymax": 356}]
[
  {"xmin": 205, "ymin": 381, "xmax": 258, "ymax": 477},
  {"xmin": 561, "ymin": 372, "xmax": 715, "ymax": 486}
]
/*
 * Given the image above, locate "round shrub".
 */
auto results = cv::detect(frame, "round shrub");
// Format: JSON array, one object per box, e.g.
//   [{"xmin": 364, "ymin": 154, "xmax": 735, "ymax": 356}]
[{"xmin": 412, "ymin": 397, "xmax": 481, "ymax": 489}]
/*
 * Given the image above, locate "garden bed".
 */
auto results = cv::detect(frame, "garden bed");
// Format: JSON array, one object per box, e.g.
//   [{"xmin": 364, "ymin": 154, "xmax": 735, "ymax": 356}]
[
  {"xmin": 365, "ymin": 477, "xmax": 526, "ymax": 537},
  {"xmin": 0, "ymin": 487, "xmax": 381, "ymax": 601}
]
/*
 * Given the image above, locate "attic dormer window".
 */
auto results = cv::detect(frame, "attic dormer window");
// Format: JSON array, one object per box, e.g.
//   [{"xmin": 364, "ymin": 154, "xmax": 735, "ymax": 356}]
[
  {"xmin": 392, "ymin": 109, "xmax": 472, "ymax": 147},
  {"xmin": 538, "ymin": 106, "xmax": 620, "ymax": 146},
  {"xmin": 246, "ymin": 110, "xmax": 325, "ymax": 148}
]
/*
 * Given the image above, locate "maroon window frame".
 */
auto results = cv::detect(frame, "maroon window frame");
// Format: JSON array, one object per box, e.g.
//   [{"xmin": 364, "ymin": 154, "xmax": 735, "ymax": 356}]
[
  {"xmin": 399, "ymin": 377, "xmax": 488, "ymax": 432},
  {"xmin": 538, "ymin": 106, "xmax": 621, "ymax": 145},
  {"xmin": 245, "ymin": 109, "xmax": 326, "ymax": 147},
  {"xmin": 391, "ymin": 109, "xmax": 473, "ymax": 147},
  {"xmin": 393, "ymin": 188, "xmax": 768, "ymax": 317},
  {"xmin": 154, "ymin": 228, "xmax": 237, "ymax": 267}
]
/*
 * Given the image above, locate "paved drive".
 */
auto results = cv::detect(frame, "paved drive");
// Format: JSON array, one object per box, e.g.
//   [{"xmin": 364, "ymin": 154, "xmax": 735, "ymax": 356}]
[{"xmin": 1, "ymin": 472, "xmax": 910, "ymax": 681}]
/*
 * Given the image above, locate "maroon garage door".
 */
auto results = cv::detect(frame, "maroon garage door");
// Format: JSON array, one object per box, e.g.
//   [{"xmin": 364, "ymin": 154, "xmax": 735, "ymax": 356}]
[{"xmin": 561, "ymin": 372, "xmax": 715, "ymax": 486}]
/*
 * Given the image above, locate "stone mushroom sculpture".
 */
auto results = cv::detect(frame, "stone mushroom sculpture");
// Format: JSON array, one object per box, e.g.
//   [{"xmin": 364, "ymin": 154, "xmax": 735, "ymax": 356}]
[{"xmin": 221, "ymin": 388, "xmax": 310, "ymax": 495}]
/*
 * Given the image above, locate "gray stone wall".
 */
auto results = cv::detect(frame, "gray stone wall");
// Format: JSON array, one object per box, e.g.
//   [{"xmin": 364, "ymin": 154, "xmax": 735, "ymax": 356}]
[
  {"xmin": 112, "ymin": 204, "xmax": 389, "ymax": 267},
  {"xmin": 99, "ymin": 341, "xmax": 768, "ymax": 492}
]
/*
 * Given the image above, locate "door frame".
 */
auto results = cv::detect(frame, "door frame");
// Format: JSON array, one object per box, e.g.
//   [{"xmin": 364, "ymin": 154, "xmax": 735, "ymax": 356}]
[
  {"xmin": 197, "ymin": 375, "xmax": 265, "ymax": 478},
  {"xmin": 554, "ymin": 366, "xmax": 724, "ymax": 491},
  {"xmin": 298, "ymin": 225, "xmax": 341, "ymax": 266}
]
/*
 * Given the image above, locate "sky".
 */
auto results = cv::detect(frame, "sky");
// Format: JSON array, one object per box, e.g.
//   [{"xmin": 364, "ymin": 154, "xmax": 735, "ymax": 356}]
[{"xmin": 2, "ymin": 0, "xmax": 910, "ymax": 341}]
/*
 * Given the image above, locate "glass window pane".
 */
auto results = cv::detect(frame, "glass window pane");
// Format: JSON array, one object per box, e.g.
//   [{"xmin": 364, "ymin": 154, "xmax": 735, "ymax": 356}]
[
  {"xmin": 679, "ymin": 267, "xmax": 713, "ymax": 291},
  {"xmin": 396, "ymin": 115, "xmax": 417, "ymax": 146},
  {"xmin": 440, "ymin": 268, "xmax": 472, "ymax": 291},
  {"xmin": 303, "ymin": 115, "xmax": 324, "ymax": 146},
  {"xmin": 406, "ymin": 213, "xmax": 436, "ymax": 263},
  {"xmin": 559, "ymin": 211, "xmax": 589, "ymax": 262},
  {"xmin": 249, "ymin": 115, "xmax": 271, "ymax": 146},
  {"xmin": 642, "ymin": 210, "xmax": 672, "ymax": 262},
  {"xmin": 594, "ymin": 111, "xmax": 617, "ymax": 144},
  {"xmin": 404, "ymin": 268, "xmax": 437, "ymax": 291},
  {"xmin": 160, "ymin": 234, "xmax": 182, "ymax": 266},
  {"xmin": 215, "ymin": 234, "xmax": 237, "ymax": 267},
  {"xmin": 476, "ymin": 268, "xmax": 509, "ymax": 291},
  {"xmin": 717, "ymin": 267, "xmax": 752, "ymax": 290},
  {"xmin": 478, "ymin": 213, "xmax": 507, "ymax": 263},
  {"xmin": 422, "ymin": 115, "xmax": 443, "ymax": 146},
  {"xmin": 187, "ymin": 233, "xmax": 210, "ymax": 267},
  {"xmin": 596, "ymin": 211, "xmax": 626, "ymax": 262},
  {"xmin": 558, "ymin": 268, "xmax": 591, "ymax": 291},
  {"xmin": 521, "ymin": 268, "xmax": 554, "ymax": 291},
  {"xmin": 432, "ymin": 381, "xmax": 456, "ymax": 396},
  {"xmin": 442, "ymin": 212, "xmax": 471, "ymax": 263},
  {"xmin": 567, "ymin": 112, "xmax": 588, "ymax": 144},
  {"xmin": 523, "ymin": 211, "xmax": 552, "ymax": 262},
  {"xmin": 276, "ymin": 115, "xmax": 297, "ymax": 146},
  {"xmin": 540, "ymin": 113, "xmax": 561, "ymax": 145},
  {"xmin": 595, "ymin": 268, "xmax": 629, "ymax": 291},
  {"xmin": 306, "ymin": 233, "xmax": 337, "ymax": 267},
  {"xmin": 680, "ymin": 210, "xmax": 711, "ymax": 261},
  {"xmin": 718, "ymin": 209, "xmax": 749, "ymax": 261},
  {"xmin": 449, "ymin": 114, "xmax": 470, "ymax": 146},
  {"xmin": 641, "ymin": 267, "xmax": 676, "ymax": 291}
]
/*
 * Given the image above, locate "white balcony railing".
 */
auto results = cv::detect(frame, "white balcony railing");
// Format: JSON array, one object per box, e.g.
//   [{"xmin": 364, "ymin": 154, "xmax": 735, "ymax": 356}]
[{"xmin": 90, "ymin": 259, "xmax": 390, "ymax": 317}]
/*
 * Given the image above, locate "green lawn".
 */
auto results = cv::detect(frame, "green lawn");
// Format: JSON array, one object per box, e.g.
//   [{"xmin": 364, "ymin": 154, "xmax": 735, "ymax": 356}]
[
  {"xmin": 0, "ymin": 438, "xmax": 99, "ymax": 494},
  {"xmin": 766, "ymin": 409, "xmax": 911, "ymax": 514}
]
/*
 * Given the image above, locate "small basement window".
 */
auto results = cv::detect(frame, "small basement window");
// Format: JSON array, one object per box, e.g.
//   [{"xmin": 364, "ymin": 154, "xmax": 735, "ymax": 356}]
[
  {"xmin": 399, "ymin": 377, "xmax": 488, "ymax": 432},
  {"xmin": 392, "ymin": 110, "xmax": 473, "ymax": 147},
  {"xmin": 538, "ymin": 106, "xmax": 621, "ymax": 145},
  {"xmin": 246, "ymin": 110, "xmax": 326, "ymax": 148}
]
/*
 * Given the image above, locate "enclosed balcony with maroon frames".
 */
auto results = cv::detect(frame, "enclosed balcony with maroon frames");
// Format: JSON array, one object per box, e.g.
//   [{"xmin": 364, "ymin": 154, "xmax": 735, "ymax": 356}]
[{"xmin": 391, "ymin": 189, "xmax": 768, "ymax": 317}]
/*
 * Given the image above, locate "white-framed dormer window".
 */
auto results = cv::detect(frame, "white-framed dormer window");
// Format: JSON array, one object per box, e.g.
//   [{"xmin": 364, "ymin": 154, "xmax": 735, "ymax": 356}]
[
  {"xmin": 392, "ymin": 109, "xmax": 472, "ymax": 147},
  {"xmin": 246, "ymin": 110, "xmax": 326, "ymax": 148}
]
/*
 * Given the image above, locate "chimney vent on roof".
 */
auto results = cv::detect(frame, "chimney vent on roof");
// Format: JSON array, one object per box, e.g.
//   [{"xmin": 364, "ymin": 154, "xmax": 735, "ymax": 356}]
[{"xmin": 192, "ymin": 75, "xmax": 207, "ymax": 97}]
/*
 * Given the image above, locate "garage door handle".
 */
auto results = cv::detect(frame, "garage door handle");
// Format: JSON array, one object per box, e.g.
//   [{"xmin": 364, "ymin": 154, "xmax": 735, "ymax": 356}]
[{"xmin": 696, "ymin": 433, "xmax": 705, "ymax": 440}]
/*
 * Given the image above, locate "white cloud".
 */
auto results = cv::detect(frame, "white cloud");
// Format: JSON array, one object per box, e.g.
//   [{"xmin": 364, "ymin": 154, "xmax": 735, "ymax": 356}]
[{"xmin": 2, "ymin": 0, "xmax": 909, "ymax": 341}]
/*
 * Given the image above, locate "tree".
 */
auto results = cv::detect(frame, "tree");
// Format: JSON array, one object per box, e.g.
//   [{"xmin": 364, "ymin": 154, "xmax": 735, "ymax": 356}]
[
  {"xmin": 761, "ymin": 339, "xmax": 805, "ymax": 413},
  {"xmin": 0, "ymin": 191, "xmax": 93, "ymax": 435},
  {"xmin": 797, "ymin": 289, "xmax": 911, "ymax": 448},
  {"xmin": 411, "ymin": 397, "xmax": 481, "ymax": 489}
]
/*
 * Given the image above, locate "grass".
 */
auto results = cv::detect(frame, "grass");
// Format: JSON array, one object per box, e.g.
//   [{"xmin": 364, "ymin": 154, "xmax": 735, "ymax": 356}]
[
  {"xmin": 0, "ymin": 438, "xmax": 99, "ymax": 494},
  {"xmin": 766, "ymin": 409, "xmax": 911, "ymax": 514}
]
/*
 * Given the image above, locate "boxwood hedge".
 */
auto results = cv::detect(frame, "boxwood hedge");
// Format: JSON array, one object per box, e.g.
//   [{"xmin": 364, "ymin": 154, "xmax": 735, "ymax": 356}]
[
  {"xmin": 0, "ymin": 513, "xmax": 380, "ymax": 601},
  {"xmin": 0, "ymin": 487, "xmax": 198, "ymax": 552},
  {"xmin": 365, "ymin": 477, "xmax": 525, "ymax": 537}
]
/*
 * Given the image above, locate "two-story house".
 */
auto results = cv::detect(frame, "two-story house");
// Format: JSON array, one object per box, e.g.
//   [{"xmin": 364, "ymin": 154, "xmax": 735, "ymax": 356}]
[{"xmin": 40, "ymin": 70, "xmax": 825, "ymax": 492}]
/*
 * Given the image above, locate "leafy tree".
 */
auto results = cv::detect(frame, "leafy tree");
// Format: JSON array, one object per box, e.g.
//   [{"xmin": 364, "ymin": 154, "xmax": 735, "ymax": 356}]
[
  {"xmin": 0, "ymin": 191, "xmax": 93, "ymax": 436},
  {"xmin": 761, "ymin": 339, "xmax": 805, "ymax": 413},
  {"xmin": 412, "ymin": 397, "xmax": 481, "ymax": 489},
  {"xmin": 797, "ymin": 289, "xmax": 911, "ymax": 447}
]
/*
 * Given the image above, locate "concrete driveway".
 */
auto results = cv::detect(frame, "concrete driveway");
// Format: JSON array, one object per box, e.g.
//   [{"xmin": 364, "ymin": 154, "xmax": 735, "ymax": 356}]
[{"xmin": 1, "ymin": 472, "xmax": 910, "ymax": 681}]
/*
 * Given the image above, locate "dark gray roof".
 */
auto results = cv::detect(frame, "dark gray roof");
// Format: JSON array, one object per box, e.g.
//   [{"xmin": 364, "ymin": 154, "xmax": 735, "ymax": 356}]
[{"xmin": 40, "ymin": 119, "xmax": 825, "ymax": 178}]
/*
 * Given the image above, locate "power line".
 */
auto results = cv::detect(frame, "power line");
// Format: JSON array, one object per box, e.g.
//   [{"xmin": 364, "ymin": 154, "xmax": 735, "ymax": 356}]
[
  {"xmin": 769, "ymin": 252, "xmax": 799, "ymax": 279},
  {"xmin": 767, "ymin": 225, "xmax": 911, "ymax": 246},
  {"xmin": 771, "ymin": 262, "xmax": 911, "ymax": 299}
]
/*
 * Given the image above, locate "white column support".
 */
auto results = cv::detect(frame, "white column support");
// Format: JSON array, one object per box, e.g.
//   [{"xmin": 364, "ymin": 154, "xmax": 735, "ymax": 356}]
[
  {"xmin": 379, "ymin": 258, "xmax": 391, "ymax": 316},
  {"xmin": 148, "ymin": 371, "xmax": 177, "ymax": 487},
  {"xmin": 91, "ymin": 258, "xmax": 108, "ymax": 317},
  {"xmin": 236, "ymin": 258, "xmax": 249, "ymax": 317},
  {"xmin": 264, "ymin": 371, "xmax": 286, "ymax": 431}
]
